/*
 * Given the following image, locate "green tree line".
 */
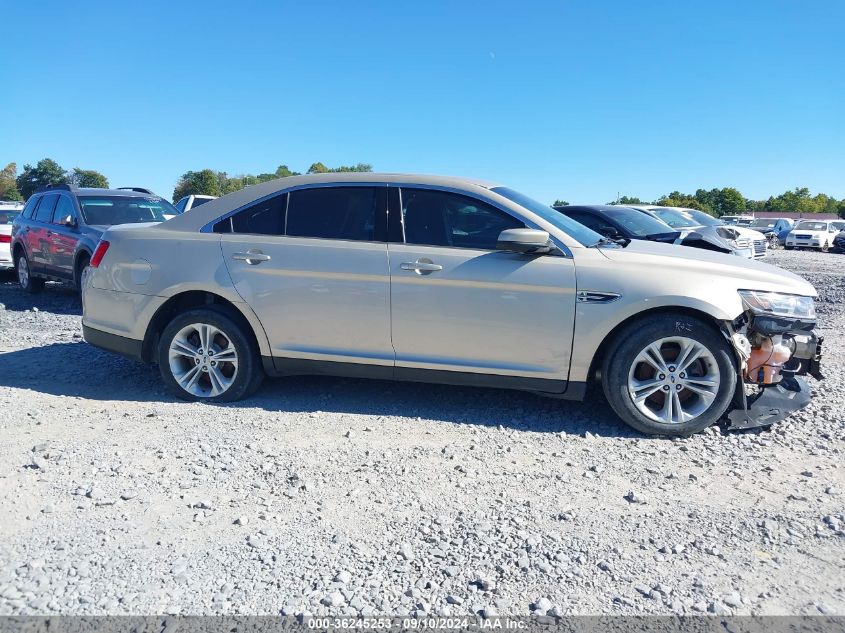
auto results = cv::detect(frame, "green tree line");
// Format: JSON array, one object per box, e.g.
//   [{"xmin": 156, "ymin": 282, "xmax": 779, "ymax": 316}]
[
  {"xmin": 1, "ymin": 159, "xmax": 110, "ymax": 201},
  {"xmin": 4, "ymin": 159, "xmax": 844, "ymax": 218},
  {"xmin": 597, "ymin": 187, "xmax": 845, "ymax": 217},
  {"xmin": 171, "ymin": 162, "xmax": 372, "ymax": 201}
]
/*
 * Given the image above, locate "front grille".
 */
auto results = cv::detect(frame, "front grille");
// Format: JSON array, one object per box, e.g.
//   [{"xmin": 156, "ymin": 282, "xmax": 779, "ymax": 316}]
[
  {"xmin": 795, "ymin": 234, "xmax": 812, "ymax": 239},
  {"xmin": 753, "ymin": 239, "xmax": 767, "ymax": 256}
]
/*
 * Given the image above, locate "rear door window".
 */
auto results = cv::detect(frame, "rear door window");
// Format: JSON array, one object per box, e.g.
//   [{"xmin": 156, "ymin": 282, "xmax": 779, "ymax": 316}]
[
  {"xmin": 215, "ymin": 194, "xmax": 287, "ymax": 235},
  {"xmin": 52, "ymin": 196, "xmax": 76, "ymax": 224},
  {"xmin": 34, "ymin": 195, "xmax": 58, "ymax": 223},
  {"xmin": 286, "ymin": 187, "xmax": 378, "ymax": 241}
]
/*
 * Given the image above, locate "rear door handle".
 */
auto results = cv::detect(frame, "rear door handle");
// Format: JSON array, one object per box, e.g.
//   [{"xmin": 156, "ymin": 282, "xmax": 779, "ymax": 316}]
[
  {"xmin": 232, "ymin": 250, "xmax": 271, "ymax": 265},
  {"xmin": 400, "ymin": 259, "xmax": 442, "ymax": 274}
]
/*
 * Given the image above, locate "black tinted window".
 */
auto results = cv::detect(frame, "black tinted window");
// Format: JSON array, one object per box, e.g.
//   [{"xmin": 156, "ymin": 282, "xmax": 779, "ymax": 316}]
[
  {"xmin": 286, "ymin": 187, "xmax": 377, "ymax": 241},
  {"xmin": 34, "ymin": 195, "xmax": 58, "ymax": 222},
  {"xmin": 22, "ymin": 197, "xmax": 39, "ymax": 219},
  {"xmin": 174, "ymin": 198, "xmax": 187, "ymax": 212},
  {"xmin": 217, "ymin": 194, "xmax": 286, "ymax": 235},
  {"xmin": 52, "ymin": 196, "xmax": 76, "ymax": 224},
  {"xmin": 191, "ymin": 197, "xmax": 212, "ymax": 208},
  {"xmin": 401, "ymin": 188, "xmax": 524, "ymax": 249},
  {"xmin": 565, "ymin": 211, "xmax": 606, "ymax": 233}
]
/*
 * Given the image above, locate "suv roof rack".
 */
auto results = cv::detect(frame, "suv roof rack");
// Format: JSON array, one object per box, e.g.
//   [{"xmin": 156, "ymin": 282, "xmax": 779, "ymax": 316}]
[
  {"xmin": 117, "ymin": 187, "xmax": 155, "ymax": 194},
  {"xmin": 35, "ymin": 184, "xmax": 74, "ymax": 193}
]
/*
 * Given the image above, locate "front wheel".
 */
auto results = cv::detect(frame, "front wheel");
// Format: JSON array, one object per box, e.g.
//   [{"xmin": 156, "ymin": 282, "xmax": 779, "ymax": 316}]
[
  {"xmin": 75, "ymin": 255, "xmax": 90, "ymax": 294},
  {"xmin": 601, "ymin": 315, "xmax": 737, "ymax": 436},
  {"xmin": 158, "ymin": 308, "xmax": 264, "ymax": 402},
  {"xmin": 16, "ymin": 253, "xmax": 45, "ymax": 294},
  {"xmin": 821, "ymin": 241, "xmax": 829, "ymax": 253},
  {"xmin": 784, "ymin": 245, "xmax": 794, "ymax": 251},
  {"xmin": 767, "ymin": 235, "xmax": 780, "ymax": 250}
]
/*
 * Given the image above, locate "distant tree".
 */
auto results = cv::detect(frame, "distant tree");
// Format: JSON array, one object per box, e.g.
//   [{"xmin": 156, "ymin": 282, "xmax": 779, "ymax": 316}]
[
  {"xmin": 275, "ymin": 165, "xmax": 300, "ymax": 178},
  {"xmin": 307, "ymin": 162, "xmax": 329, "ymax": 174},
  {"xmin": 718, "ymin": 187, "xmax": 746, "ymax": 215},
  {"xmin": 70, "ymin": 168, "xmax": 109, "ymax": 189},
  {"xmin": 172, "ymin": 169, "xmax": 221, "ymax": 201},
  {"xmin": 0, "ymin": 162, "xmax": 22, "ymax": 200},
  {"xmin": 307, "ymin": 162, "xmax": 372, "ymax": 174},
  {"xmin": 553, "ymin": 199, "xmax": 569, "ymax": 207},
  {"xmin": 16, "ymin": 158, "xmax": 68, "ymax": 199},
  {"xmin": 613, "ymin": 195, "xmax": 643, "ymax": 205}
]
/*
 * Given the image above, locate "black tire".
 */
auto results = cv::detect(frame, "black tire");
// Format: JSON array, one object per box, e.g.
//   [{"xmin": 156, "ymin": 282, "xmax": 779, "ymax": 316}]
[
  {"xmin": 74, "ymin": 254, "xmax": 90, "ymax": 294},
  {"xmin": 821, "ymin": 242, "xmax": 829, "ymax": 253},
  {"xmin": 15, "ymin": 252, "xmax": 45, "ymax": 294},
  {"xmin": 157, "ymin": 307, "xmax": 264, "ymax": 402},
  {"xmin": 601, "ymin": 314, "xmax": 737, "ymax": 436},
  {"xmin": 767, "ymin": 236, "xmax": 780, "ymax": 250}
]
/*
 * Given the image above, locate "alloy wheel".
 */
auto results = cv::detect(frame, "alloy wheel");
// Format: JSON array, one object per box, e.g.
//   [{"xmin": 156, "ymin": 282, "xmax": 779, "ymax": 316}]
[
  {"xmin": 168, "ymin": 323, "xmax": 239, "ymax": 397},
  {"xmin": 17, "ymin": 256, "xmax": 29, "ymax": 288},
  {"xmin": 627, "ymin": 336, "xmax": 721, "ymax": 425}
]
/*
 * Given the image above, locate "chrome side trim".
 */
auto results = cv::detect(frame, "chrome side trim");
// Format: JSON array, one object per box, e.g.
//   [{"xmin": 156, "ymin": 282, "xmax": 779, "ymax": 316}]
[{"xmin": 576, "ymin": 290, "xmax": 621, "ymax": 304}]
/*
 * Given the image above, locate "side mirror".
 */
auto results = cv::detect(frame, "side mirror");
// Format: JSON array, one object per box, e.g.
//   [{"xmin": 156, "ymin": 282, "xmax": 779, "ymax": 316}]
[
  {"xmin": 496, "ymin": 228, "xmax": 552, "ymax": 254},
  {"xmin": 598, "ymin": 225, "xmax": 620, "ymax": 238},
  {"xmin": 63, "ymin": 215, "xmax": 77, "ymax": 228}
]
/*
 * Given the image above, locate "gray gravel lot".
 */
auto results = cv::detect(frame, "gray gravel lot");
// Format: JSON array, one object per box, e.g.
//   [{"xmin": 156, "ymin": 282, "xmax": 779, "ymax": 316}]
[{"xmin": 0, "ymin": 249, "xmax": 843, "ymax": 616}]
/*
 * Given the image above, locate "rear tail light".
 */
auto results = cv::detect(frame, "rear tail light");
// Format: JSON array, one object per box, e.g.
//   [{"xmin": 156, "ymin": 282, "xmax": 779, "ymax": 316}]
[
  {"xmin": 90, "ymin": 240, "xmax": 110, "ymax": 268},
  {"xmin": 0, "ymin": 234, "xmax": 10, "ymax": 244}
]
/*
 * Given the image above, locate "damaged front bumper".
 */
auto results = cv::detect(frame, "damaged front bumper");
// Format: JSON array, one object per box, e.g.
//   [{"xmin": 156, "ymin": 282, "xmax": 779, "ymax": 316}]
[
  {"xmin": 725, "ymin": 376, "xmax": 812, "ymax": 430},
  {"xmin": 723, "ymin": 316, "xmax": 823, "ymax": 431}
]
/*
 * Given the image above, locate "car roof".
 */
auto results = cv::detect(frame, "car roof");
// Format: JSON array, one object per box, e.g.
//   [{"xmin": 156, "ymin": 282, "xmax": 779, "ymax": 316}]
[
  {"xmin": 162, "ymin": 172, "xmax": 503, "ymax": 231},
  {"xmin": 557, "ymin": 204, "xmax": 635, "ymax": 213}
]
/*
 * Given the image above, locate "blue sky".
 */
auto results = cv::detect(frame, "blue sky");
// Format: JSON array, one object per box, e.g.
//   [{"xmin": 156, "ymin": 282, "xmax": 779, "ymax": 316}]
[{"xmin": 2, "ymin": 0, "xmax": 844, "ymax": 204}]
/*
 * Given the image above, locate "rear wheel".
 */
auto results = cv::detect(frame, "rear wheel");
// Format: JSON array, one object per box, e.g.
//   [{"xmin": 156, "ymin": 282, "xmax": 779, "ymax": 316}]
[
  {"xmin": 16, "ymin": 252, "xmax": 45, "ymax": 294},
  {"xmin": 158, "ymin": 308, "xmax": 264, "ymax": 402},
  {"xmin": 601, "ymin": 315, "xmax": 737, "ymax": 436}
]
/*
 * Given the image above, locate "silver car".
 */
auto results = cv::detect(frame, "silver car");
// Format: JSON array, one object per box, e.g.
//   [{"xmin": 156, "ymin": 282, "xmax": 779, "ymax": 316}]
[{"xmin": 81, "ymin": 173, "xmax": 823, "ymax": 436}]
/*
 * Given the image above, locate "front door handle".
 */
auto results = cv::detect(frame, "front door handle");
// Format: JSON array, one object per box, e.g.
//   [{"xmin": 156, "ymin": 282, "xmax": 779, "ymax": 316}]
[
  {"xmin": 400, "ymin": 259, "xmax": 442, "ymax": 275},
  {"xmin": 232, "ymin": 250, "xmax": 271, "ymax": 265}
]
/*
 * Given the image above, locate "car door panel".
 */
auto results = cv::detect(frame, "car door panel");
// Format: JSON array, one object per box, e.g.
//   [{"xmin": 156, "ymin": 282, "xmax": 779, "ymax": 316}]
[
  {"xmin": 389, "ymin": 248, "xmax": 576, "ymax": 383},
  {"xmin": 47, "ymin": 195, "xmax": 80, "ymax": 278},
  {"xmin": 222, "ymin": 236, "xmax": 393, "ymax": 365}
]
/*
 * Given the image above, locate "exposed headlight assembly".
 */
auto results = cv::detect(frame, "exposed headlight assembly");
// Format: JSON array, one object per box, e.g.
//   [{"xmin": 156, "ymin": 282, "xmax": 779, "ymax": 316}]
[{"xmin": 739, "ymin": 290, "xmax": 816, "ymax": 319}]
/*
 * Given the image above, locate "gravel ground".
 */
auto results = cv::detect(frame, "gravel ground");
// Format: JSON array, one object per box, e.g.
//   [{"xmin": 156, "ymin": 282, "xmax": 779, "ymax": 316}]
[{"xmin": 0, "ymin": 249, "xmax": 842, "ymax": 617}]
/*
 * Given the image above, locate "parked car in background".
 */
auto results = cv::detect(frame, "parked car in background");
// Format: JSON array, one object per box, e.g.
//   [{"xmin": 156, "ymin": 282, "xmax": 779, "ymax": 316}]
[
  {"xmin": 747, "ymin": 217, "xmax": 794, "ymax": 250},
  {"xmin": 174, "ymin": 194, "xmax": 217, "ymax": 214},
  {"xmin": 784, "ymin": 220, "xmax": 842, "ymax": 252},
  {"xmin": 626, "ymin": 206, "xmax": 767, "ymax": 258},
  {"xmin": 721, "ymin": 215, "xmax": 755, "ymax": 226},
  {"xmin": 10, "ymin": 185, "xmax": 177, "ymax": 293},
  {"xmin": 82, "ymin": 173, "xmax": 822, "ymax": 437},
  {"xmin": 0, "ymin": 201, "xmax": 25, "ymax": 270},
  {"xmin": 554, "ymin": 205, "xmax": 732, "ymax": 253}
]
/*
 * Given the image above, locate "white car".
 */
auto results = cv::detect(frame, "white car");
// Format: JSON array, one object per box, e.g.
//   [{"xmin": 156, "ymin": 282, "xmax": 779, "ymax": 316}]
[
  {"xmin": 0, "ymin": 201, "xmax": 24, "ymax": 269},
  {"xmin": 173, "ymin": 194, "xmax": 217, "ymax": 215},
  {"xmin": 785, "ymin": 220, "xmax": 842, "ymax": 252},
  {"xmin": 721, "ymin": 215, "xmax": 755, "ymax": 226}
]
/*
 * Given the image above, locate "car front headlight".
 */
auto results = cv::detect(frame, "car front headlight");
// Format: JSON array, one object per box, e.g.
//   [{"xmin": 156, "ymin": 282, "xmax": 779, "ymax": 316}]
[{"xmin": 738, "ymin": 290, "xmax": 816, "ymax": 319}]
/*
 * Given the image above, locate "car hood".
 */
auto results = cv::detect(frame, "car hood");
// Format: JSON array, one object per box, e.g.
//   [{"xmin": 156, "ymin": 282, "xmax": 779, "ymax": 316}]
[
  {"xmin": 597, "ymin": 239, "xmax": 816, "ymax": 297},
  {"xmin": 728, "ymin": 226, "xmax": 766, "ymax": 240}
]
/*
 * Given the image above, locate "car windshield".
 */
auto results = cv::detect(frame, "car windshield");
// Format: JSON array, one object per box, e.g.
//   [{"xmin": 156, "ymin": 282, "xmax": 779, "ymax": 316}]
[
  {"xmin": 684, "ymin": 209, "xmax": 723, "ymax": 226},
  {"xmin": 78, "ymin": 196, "xmax": 175, "ymax": 225},
  {"xmin": 0, "ymin": 209, "xmax": 21, "ymax": 224},
  {"xmin": 491, "ymin": 187, "xmax": 603, "ymax": 246},
  {"xmin": 794, "ymin": 221, "xmax": 828, "ymax": 231},
  {"xmin": 750, "ymin": 218, "xmax": 778, "ymax": 228},
  {"xmin": 648, "ymin": 208, "xmax": 700, "ymax": 228},
  {"xmin": 597, "ymin": 207, "xmax": 675, "ymax": 237}
]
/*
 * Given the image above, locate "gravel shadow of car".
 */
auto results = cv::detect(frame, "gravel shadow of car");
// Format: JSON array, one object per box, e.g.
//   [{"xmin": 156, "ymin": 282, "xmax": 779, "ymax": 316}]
[
  {"xmin": 0, "ymin": 271, "xmax": 81, "ymax": 315},
  {"xmin": 0, "ymin": 341, "xmax": 632, "ymax": 436}
]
